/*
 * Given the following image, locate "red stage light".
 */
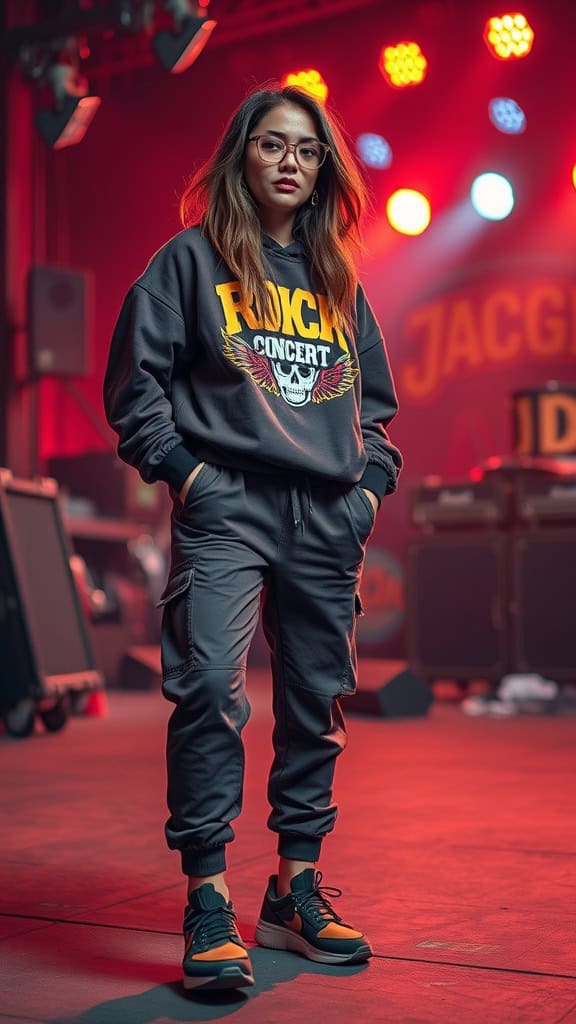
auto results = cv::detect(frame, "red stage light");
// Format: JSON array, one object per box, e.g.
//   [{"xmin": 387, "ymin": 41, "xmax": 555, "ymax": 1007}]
[
  {"xmin": 484, "ymin": 12, "xmax": 534, "ymax": 60},
  {"xmin": 281, "ymin": 69, "xmax": 328, "ymax": 104},
  {"xmin": 378, "ymin": 41, "xmax": 427, "ymax": 89}
]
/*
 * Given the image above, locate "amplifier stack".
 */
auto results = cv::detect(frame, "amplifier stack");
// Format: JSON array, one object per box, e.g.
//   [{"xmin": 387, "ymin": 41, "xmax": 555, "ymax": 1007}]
[{"xmin": 407, "ymin": 460, "xmax": 576, "ymax": 683}]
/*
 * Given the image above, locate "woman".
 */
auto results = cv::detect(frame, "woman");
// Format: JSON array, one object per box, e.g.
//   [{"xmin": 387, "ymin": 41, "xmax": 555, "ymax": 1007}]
[{"xmin": 104, "ymin": 83, "xmax": 402, "ymax": 992}]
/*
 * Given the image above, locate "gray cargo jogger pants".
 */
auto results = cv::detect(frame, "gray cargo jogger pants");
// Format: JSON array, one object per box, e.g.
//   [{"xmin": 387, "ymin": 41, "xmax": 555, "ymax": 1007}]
[{"xmin": 158, "ymin": 462, "xmax": 375, "ymax": 876}]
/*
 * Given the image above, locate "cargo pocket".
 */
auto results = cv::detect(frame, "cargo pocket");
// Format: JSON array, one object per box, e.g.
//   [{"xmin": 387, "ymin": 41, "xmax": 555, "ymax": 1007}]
[
  {"xmin": 156, "ymin": 564, "xmax": 194, "ymax": 675},
  {"xmin": 352, "ymin": 591, "xmax": 365, "ymax": 650},
  {"xmin": 338, "ymin": 592, "xmax": 365, "ymax": 696}
]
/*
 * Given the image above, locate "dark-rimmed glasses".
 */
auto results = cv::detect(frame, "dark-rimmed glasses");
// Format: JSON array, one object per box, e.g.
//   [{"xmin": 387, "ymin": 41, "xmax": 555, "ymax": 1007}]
[{"xmin": 248, "ymin": 134, "xmax": 330, "ymax": 169}]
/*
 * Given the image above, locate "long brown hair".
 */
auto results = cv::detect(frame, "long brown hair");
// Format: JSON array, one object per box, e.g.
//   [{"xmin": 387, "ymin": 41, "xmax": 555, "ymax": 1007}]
[{"xmin": 179, "ymin": 85, "xmax": 367, "ymax": 336}]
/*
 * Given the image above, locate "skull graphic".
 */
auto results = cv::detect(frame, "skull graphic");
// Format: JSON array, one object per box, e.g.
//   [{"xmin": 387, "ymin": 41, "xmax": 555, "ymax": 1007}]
[{"xmin": 271, "ymin": 360, "xmax": 320, "ymax": 406}]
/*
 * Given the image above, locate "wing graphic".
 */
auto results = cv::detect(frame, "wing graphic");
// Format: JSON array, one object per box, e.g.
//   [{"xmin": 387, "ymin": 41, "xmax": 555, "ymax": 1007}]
[
  {"xmin": 221, "ymin": 330, "xmax": 279, "ymax": 396},
  {"xmin": 312, "ymin": 354, "xmax": 359, "ymax": 403}
]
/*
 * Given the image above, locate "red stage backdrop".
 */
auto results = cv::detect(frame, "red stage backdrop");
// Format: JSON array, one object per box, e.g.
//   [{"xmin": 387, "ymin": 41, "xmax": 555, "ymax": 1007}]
[{"xmin": 36, "ymin": 1, "xmax": 576, "ymax": 656}]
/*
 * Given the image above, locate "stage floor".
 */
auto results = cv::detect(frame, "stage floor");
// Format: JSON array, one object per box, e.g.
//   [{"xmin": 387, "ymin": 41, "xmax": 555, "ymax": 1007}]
[{"xmin": 1, "ymin": 672, "xmax": 575, "ymax": 1023}]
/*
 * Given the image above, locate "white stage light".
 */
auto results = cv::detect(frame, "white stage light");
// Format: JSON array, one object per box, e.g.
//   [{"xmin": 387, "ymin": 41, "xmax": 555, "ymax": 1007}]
[{"xmin": 470, "ymin": 172, "xmax": 515, "ymax": 220}]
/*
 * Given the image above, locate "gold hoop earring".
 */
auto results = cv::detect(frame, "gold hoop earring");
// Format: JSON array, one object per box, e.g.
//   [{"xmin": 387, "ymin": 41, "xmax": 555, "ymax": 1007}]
[{"xmin": 311, "ymin": 190, "xmax": 319, "ymax": 207}]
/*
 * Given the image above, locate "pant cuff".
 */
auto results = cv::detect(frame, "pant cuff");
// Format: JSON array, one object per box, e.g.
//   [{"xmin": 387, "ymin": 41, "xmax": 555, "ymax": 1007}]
[
  {"xmin": 277, "ymin": 833, "xmax": 323, "ymax": 862},
  {"xmin": 181, "ymin": 844, "xmax": 227, "ymax": 876}
]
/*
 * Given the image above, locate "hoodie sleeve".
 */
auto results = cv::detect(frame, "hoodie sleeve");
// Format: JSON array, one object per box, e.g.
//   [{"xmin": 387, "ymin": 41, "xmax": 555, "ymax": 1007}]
[
  {"xmin": 103, "ymin": 282, "xmax": 200, "ymax": 490},
  {"xmin": 356, "ymin": 285, "xmax": 403, "ymax": 502}
]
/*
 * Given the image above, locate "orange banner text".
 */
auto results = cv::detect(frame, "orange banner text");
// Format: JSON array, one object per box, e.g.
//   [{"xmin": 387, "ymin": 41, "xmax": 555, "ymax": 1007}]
[{"xmin": 401, "ymin": 283, "xmax": 576, "ymax": 401}]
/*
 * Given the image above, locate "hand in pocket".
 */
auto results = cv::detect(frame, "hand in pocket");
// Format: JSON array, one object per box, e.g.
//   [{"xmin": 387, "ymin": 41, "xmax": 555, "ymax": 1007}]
[{"xmin": 179, "ymin": 462, "xmax": 206, "ymax": 504}]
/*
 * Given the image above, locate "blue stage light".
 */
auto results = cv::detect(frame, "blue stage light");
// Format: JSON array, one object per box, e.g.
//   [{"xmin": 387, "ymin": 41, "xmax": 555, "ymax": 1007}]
[
  {"xmin": 489, "ymin": 97, "xmax": 526, "ymax": 134},
  {"xmin": 356, "ymin": 133, "xmax": 393, "ymax": 169}
]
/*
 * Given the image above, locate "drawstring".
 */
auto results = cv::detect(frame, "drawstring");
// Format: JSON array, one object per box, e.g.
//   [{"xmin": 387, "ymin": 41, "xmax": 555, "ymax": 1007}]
[{"xmin": 289, "ymin": 479, "xmax": 312, "ymax": 532}]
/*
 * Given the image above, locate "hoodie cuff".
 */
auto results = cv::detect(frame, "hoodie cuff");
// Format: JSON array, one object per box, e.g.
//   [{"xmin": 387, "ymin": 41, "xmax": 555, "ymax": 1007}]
[
  {"xmin": 358, "ymin": 462, "xmax": 394, "ymax": 504},
  {"xmin": 155, "ymin": 443, "xmax": 201, "ymax": 490}
]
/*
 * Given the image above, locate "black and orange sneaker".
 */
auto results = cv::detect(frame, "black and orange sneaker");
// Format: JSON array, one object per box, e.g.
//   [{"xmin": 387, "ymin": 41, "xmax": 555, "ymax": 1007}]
[
  {"xmin": 182, "ymin": 883, "xmax": 254, "ymax": 991},
  {"xmin": 254, "ymin": 868, "xmax": 373, "ymax": 965}
]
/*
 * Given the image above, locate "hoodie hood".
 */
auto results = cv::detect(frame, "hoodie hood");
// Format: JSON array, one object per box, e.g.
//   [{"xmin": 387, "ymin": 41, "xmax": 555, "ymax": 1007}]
[{"xmin": 262, "ymin": 233, "xmax": 307, "ymax": 261}]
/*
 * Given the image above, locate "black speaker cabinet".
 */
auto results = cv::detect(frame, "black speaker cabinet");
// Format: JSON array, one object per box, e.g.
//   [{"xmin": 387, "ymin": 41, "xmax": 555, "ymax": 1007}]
[
  {"xmin": 406, "ymin": 533, "xmax": 508, "ymax": 680},
  {"xmin": 0, "ymin": 470, "xmax": 103, "ymax": 713},
  {"xmin": 346, "ymin": 659, "xmax": 434, "ymax": 717},
  {"xmin": 512, "ymin": 530, "xmax": 576, "ymax": 680},
  {"xmin": 28, "ymin": 265, "xmax": 92, "ymax": 377}
]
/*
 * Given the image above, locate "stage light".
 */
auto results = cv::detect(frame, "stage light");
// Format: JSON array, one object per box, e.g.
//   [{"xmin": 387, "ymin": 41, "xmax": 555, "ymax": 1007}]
[
  {"xmin": 572, "ymin": 165, "xmax": 576, "ymax": 191},
  {"xmin": 34, "ymin": 60, "xmax": 101, "ymax": 150},
  {"xmin": 152, "ymin": 0, "xmax": 217, "ymax": 74},
  {"xmin": 378, "ymin": 42, "xmax": 427, "ymax": 89},
  {"xmin": 356, "ymin": 133, "xmax": 393, "ymax": 169},
  {"xmin": 386, "ymin": 189, "xmax": 431, "ymax": 235},
  {"xmin": 281, "ymin": 69, "xmax": 328, "ymax": 104},
  {"xmin": 489, "ymin": 97, "xmax": 526, "ymax": 134},
  {"xmin": 470, "ymin": 173, "xmax": 515, "ymax": 220},
  {"xmin": 484, "ymin": 12, "xmax": 534, "ymax": 60}
]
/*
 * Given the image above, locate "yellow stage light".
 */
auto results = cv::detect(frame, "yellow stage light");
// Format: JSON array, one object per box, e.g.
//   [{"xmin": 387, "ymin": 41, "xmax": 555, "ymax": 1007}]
[
  {"xmin": 484, "ymin": 12, "xmax": 534, "ymax": 60},
  {"xmin": 281, "ymin": 69, "xmax": 328, "ymax": 104},
  {"xmin": 386, "ymin": 189, "xmax": 431, "ymax": 235},
  {"xmin": 572, "ymin": 165, "xmax": 576, "ymax": 190},
  {"xmin": 378, "ymin": 41, "xmax": 427, "ymax": 89}
]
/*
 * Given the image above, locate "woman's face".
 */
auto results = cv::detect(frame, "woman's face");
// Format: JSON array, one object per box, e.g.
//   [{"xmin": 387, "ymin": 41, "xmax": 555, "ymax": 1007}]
[{"xmin": 243, "ymin": 102, "xmax": 321, "ymax": 221}]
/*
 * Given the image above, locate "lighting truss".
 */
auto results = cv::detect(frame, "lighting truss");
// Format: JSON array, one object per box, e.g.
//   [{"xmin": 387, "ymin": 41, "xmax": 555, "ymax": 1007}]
[{"xmin": 5, "ymin": 0, "xmax": 387, "ymax": 80}]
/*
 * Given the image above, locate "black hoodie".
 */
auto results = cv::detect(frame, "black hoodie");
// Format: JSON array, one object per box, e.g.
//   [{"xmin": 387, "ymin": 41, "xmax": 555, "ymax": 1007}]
[{"xmin": 104, "ymin": 227, "xmax": 402, "ymax": 501}]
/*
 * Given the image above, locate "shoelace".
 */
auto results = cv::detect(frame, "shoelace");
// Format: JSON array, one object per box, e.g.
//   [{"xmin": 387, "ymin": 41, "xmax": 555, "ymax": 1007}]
[
  {"xmin": 291, "ymin": 870, "xmax": 344, "ymax": 926},
  {"xmin": 184, "ymin": 903, "xmax": 239, "ymax": 949}
]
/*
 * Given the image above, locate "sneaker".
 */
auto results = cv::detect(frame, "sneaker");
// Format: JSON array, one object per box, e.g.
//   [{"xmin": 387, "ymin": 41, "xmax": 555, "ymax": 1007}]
[
  {"xmin": 460, "ymin": 693, "xmax": 516, "ymax": 717},
  {"xmin": 254, "ymin": 868, "xmax": 373, "ymax": 965},
  {"xmin": 498, "ymin": 674, "xmax": 558, "ymax": 702},
  {"xmin": 182, "ymin": 883, "xmax": 254, "ymax": 991}
]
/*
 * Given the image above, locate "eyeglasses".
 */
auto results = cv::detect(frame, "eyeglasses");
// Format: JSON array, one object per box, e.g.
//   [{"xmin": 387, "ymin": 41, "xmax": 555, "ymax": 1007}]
[{"xmin": 248, "ymin": 134, "xmax": 331, "ymax": 169}]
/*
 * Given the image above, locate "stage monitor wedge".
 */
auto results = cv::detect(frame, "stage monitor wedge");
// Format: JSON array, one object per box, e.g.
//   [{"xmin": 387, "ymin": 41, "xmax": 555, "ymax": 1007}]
[{"xmin": 346, "ymin": 660, "xmax": 434, "ymax": 718}]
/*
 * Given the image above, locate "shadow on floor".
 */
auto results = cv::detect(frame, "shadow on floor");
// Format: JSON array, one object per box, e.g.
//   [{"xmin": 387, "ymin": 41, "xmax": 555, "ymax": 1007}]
[{"xmin": 49, "ymin": 948, "xmax": 369, "ymax": 1023}]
